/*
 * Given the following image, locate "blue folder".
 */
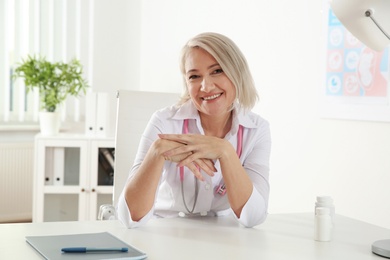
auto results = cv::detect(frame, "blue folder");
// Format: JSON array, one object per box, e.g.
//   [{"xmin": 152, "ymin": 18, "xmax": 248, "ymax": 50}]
[{"xmin": 26, "ymin": 232, "xmax": 147, "ymax": 260}]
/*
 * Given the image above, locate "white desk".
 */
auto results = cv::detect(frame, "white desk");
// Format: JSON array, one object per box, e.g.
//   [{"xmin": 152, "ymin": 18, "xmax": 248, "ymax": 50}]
[{"xmin": 0, "ymin": 213, "xmax": 389, "ymax": 259}]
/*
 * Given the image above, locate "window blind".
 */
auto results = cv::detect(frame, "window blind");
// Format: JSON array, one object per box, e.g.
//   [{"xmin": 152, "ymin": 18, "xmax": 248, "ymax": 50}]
[{"xmin": 0, "ymin": 0, "xmax": 94, "ymax": 126}]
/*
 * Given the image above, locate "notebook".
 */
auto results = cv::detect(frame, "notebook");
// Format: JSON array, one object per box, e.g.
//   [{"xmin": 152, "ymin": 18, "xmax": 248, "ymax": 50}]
[{"xmin": 26, "ymin": 232, "xmax": 147, "ymax": 260}]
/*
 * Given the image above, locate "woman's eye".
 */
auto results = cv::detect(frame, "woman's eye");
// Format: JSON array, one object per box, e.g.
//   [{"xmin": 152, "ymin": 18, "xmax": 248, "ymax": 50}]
[
  {"xmin": 188, "ymin": 75, "xmax": 199, "ymax": 80},
  {"xmin": 213, "ymin": 68, "xmax": 223, "ymax": 74}
]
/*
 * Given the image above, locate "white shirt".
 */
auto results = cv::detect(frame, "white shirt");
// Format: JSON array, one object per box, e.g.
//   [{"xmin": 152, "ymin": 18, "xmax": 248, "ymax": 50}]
[{"xmin": 117, "ymin": 101, "xmax": 271, "ymax": 228}]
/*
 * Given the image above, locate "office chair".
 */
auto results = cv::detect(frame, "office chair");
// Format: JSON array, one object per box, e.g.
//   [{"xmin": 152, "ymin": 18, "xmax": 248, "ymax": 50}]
[{"xmin": 98, "ymin": 90, "xmax": 180, "ymax": 220}]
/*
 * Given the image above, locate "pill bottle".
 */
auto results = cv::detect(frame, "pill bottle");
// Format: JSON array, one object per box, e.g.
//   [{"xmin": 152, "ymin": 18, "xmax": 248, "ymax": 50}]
[
  {"xmin": 315, "ymin": 195, "xmax": 335, "ymax": 223},
  {"xmin": 314, "ymin": 207, "xmax": 333, "ymax": 242}
]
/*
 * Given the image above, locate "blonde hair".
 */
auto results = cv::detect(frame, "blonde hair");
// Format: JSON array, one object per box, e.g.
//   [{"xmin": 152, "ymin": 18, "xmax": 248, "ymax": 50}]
[{"xmin": 179, "ymin": 32, "xmax": 258, "ymax": 110}]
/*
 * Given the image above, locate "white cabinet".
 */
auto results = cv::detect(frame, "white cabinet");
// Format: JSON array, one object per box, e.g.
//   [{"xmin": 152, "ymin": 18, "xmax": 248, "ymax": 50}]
[{"xmin": 33, "ymin": 134, "xmax": 115, "ymax": 222}]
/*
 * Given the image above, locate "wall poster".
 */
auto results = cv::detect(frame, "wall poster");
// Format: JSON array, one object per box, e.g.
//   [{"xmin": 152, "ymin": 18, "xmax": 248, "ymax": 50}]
[{"xmin": 321, "ymin": 7, "xmax": 390, "ymax": 122}]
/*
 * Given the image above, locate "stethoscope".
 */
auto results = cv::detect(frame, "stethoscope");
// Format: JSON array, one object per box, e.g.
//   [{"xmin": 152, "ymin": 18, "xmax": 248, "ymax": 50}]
[{"xmin": 180, "ymin": 119, "xmax": 243, "ymax": 214}]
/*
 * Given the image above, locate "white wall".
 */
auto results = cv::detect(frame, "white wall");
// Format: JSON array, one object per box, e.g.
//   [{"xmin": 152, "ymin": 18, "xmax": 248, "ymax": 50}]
[
  {"xmin": 91, "ymin": 0, "xmax": 142, "ymax": 136},
  {"xmin": 85, "ymin": 0, "xmax": 390, "ymax": 229}
]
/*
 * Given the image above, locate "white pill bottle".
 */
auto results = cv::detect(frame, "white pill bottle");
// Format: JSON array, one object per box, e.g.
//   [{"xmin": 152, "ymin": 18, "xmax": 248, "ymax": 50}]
[{"xmin": 314, "ymin": 207, "xmax": 333, "ymax": 242}]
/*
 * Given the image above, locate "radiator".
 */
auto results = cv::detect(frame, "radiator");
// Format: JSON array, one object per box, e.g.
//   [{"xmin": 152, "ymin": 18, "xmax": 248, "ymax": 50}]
[{"xmin": 0, "ymin": 142, "xmax": 34, "ymax": 222}]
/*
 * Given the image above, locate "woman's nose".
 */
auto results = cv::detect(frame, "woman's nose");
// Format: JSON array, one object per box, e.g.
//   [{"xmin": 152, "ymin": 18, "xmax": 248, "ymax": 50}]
[{"xmin": 200, "ymin": 77, "xmax": 214, "ymax": 92}]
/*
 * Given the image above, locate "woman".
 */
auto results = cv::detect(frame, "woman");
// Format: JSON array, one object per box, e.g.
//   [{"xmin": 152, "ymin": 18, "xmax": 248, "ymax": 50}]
[{"xmin": 117, "ymin": 32, "xmax": 271, "ymax": 228}]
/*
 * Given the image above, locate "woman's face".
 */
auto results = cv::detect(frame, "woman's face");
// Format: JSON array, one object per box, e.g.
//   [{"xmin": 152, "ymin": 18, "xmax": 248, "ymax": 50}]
[{"xmin": 184, "ymin": 47, "xmax": 236, "ymax": 117}]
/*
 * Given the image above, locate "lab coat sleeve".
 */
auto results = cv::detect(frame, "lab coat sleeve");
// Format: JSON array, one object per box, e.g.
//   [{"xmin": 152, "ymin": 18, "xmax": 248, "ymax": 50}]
[
  {"xmin": 116, "ymin": 190, "xmax": 154, "ymax": 228},
  {"xmin": 232, "ymin": 184, "xmax": 268, "ymax": 228},
  {"xmin": 232, "ymin": 117, "xmax": 271, "ymax": 227},
  {"xmin": 116, "ymin": 110, "xmax": 168, "ymax": 228}
]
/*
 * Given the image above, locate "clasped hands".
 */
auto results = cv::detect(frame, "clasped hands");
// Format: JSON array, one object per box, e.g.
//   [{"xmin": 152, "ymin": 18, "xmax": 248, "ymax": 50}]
[{"xmin": 158, "ymin": 133, "xmax": 224, "ymax": 181}]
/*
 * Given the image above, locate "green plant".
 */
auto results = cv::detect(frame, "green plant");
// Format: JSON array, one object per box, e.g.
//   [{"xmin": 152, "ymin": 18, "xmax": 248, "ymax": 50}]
[{"xmin": 13, "ymin": 55, "xmax": 89, "ymax": 112}]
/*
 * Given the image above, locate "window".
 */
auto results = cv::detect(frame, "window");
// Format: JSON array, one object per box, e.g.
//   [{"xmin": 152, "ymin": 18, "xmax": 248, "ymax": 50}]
[{"xmin": 0, "ymin": 0, "xmax": 93, "ymax": 127}]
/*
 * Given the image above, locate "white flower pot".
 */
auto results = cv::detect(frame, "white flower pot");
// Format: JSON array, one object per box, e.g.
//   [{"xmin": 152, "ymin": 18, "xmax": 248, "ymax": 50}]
[{"xmin": 39, "ymin": 111, "xmax": 61, "ymax": 136}]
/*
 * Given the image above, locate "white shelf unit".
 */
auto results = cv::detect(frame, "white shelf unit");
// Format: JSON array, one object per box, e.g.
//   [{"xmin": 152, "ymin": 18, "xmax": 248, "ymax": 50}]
[{"xmin": 33, "ymin": 134, "xmax": 115, "ymax": 222}]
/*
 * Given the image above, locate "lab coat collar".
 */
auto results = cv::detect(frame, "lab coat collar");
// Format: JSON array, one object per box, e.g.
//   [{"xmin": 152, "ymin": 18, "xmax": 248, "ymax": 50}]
[{"xmin": 172, "ymin": 100, "xmax": 258, "ymax": 136}]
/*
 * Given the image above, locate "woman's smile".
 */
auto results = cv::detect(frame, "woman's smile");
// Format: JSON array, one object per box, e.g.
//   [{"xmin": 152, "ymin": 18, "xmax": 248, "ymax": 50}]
[{"xmin": 201, "ymin": 93, "xmax": 223, "ymax": 101}]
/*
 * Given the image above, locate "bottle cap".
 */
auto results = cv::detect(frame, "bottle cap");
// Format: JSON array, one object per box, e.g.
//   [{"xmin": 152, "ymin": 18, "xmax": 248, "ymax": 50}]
[
  {"xmin": 316, "ymin": 207, "xmax": 330, "ymax": 215},
  {"xmin": 316, "ymin": 196, "xmax": 333, "ymax": 203}
]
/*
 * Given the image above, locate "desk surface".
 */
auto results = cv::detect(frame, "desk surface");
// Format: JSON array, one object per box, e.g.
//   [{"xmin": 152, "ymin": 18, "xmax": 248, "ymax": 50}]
[{"xmin": 0, "ymin": 213, "xmax": 389, "ymax": 259}]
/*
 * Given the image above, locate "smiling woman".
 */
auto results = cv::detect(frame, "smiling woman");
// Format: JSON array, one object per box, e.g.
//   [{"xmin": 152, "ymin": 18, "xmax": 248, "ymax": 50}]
[{"xmin": 117, "ymin": 32, "xmax": 271, "ymax": 230}]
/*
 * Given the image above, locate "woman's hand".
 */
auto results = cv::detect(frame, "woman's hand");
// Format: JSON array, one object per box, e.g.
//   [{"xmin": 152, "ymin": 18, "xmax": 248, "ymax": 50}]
[
  {"xmin": 159, "ymin": 133, "xmax": 230, "ymax": 179},
  {"xmin": 154, "ymin": 137, "xmax": 216, "ymax": 181}
]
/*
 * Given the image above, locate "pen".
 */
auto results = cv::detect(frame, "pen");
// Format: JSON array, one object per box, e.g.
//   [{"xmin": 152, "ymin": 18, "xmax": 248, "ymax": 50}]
[{"xmin": 61, "ymin": 247, "xmax": 129, "ymax": 253}]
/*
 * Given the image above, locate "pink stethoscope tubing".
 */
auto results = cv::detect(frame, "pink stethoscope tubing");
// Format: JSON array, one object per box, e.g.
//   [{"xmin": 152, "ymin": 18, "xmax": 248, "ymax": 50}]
[{"xmin": 179, "ymin": 119, "xmax": 243, "ymax": 213}]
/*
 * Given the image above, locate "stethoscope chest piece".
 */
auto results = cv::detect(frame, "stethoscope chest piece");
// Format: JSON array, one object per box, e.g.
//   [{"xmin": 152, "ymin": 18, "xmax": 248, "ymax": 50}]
[{"xmin": 215, "ymin": 184, "xmax": 227, "ymax": 196}]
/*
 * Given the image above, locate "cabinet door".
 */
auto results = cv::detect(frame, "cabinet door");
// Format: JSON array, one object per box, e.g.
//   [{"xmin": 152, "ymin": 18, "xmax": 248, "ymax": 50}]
[
  {"xmin": 88, "ymin": 140, "xmax": 114, "ymax": 220},
  {"xmin": 34, "ymin": 139, "xmax": 88, "ymax": 222}
]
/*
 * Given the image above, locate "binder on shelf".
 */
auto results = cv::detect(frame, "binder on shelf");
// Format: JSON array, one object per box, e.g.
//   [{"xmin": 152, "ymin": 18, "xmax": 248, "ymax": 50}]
[
  {"xmin": 85, "ymin": 92, "xmax": 110, "ymax": 136},
  {"xmin": 53, "ymin": 147, "xmax": 65, "ymax": 186},
  {"xmin": 100, "ymin": 148, "xmax": 114, "ymax": 169},
  {"xmin": 44, "ymin": 148, "xmax": 54, "ymax": 185},
  {"xmin": 96, "ymin": 93, "xmax": 109, "ymax": 137},
  {"xmin": 98, "ymin": 150, "xmax": 113, "ymax": 174},
  {"xmin": 98, "ymin": 148, "xmax": 115, "ymax": 185},
  {"xmin": 85, "ymin": 92, "xmax": 97, "ymax": 135}
]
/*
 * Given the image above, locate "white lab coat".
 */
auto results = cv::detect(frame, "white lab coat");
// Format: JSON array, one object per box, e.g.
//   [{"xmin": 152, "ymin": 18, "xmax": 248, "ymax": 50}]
[{"xmin": 117, "ymin": 100, "xmax": 271, "ymax": 228}]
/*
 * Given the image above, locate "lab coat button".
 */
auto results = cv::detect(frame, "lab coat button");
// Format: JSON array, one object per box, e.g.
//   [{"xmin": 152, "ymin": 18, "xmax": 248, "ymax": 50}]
[{"xmin": 205, "ymin": 183, "xmax": 211, "ymax": 190}]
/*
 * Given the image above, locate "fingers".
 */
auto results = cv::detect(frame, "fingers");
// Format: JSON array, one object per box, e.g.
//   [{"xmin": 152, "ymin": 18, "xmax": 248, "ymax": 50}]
[
  {"xmin": 158, "ymin": 137, "xmax": 191, "ymax": 162},
  {"xmin": 169, "ymin": 149, "xmax": 216, "ymax": 175},
  {"xmin": 164, "ymin": 154, "xmax": 215, "ymax": 176},
  {"xmin": 163, "ymin": 145, "xmax": 192, "ymax": 159},
  {"xmin": 185, "ymin": 162, "xmax": 204, "ymax": 181},
  {"xmin": 164, "ymin": 155, "xmax": 216, "ymax": 182},
  {"xmin": 193, "ymin": 159, "xmax": 216, "ymax": 176},
  {"xmin": 164, "ymin": 151, "xmax": 192, "ymax": 162},
  {"xmin": 182, "ymin": 159, "xmax": 215, "ymax": 182},
  {"xmin": 159, "ymin": 134, "xmax": 219, "ymax": 179},
  {"xmin": 158, "ymin": 134, "xmax": 190, "ymax": 145}
]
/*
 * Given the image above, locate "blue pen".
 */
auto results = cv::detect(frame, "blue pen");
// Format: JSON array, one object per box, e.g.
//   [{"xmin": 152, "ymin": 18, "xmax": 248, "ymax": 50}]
[{"xmin": 61, "ymin": 247, "xmax": 128, "ymax": 253}]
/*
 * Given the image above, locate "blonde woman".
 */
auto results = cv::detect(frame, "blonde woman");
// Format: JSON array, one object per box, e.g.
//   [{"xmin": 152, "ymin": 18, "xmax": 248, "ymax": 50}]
[{"xmin": 117, "ymin": 32, "xmax": 271, "ymax": 228}]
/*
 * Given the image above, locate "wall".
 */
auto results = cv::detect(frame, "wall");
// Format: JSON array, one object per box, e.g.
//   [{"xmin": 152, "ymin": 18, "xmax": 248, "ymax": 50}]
[
  {"xmin": 133, "ymin": 0, "xmax": 390, "ymax": 229},
  {"xmin": 3, "ymin": 0, "xmax": 389, "ymax": 228},
  {"xmin": 91, "ymin": 0, "xmax": 142, "ymax": 136}
]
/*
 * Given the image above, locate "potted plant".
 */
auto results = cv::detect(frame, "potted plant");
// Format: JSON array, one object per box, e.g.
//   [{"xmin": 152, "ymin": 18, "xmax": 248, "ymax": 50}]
[{"xmin": 13, "ymin": 55, "xmax": 89, "ymax": 135}]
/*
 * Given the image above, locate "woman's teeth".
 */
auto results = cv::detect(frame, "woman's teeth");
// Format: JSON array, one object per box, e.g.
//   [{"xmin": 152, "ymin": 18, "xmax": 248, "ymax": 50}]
[{"xmin": 203, "ymin": 93, "xmax": 222, "ymax": 100}]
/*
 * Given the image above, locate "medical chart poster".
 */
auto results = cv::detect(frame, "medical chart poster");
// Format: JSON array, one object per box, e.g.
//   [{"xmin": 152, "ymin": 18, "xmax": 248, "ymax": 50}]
[{"xmin": 320, "ymin": 8, "xmax": 390, "ymax": 122}]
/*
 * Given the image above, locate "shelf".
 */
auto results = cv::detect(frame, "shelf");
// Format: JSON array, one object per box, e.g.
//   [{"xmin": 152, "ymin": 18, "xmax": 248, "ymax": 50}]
[
  {"xmin": 96, "ymin": 186, "xmax": 114, "ymax": 194},
  {"xmin": 43, "ymin": 186, "xmax": 81, "ymax": 194},
  {"xmin": 33, "ymin": 134, "xmax": 115, "ymax": 222}
]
